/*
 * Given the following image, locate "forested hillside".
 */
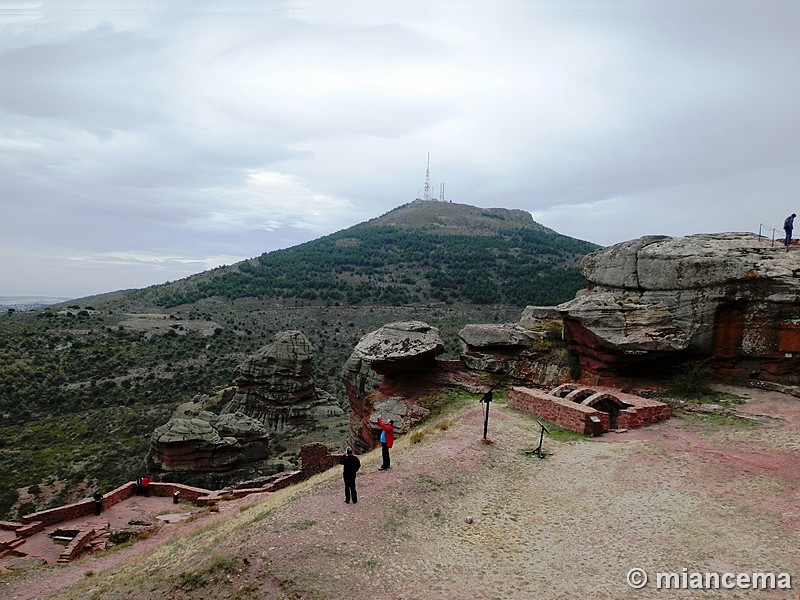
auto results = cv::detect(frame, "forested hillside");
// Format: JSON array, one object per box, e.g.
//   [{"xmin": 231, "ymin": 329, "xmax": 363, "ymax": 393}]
[{"xmin": 128, "ymin": 202, "xmax": 597, "ymax": 308}]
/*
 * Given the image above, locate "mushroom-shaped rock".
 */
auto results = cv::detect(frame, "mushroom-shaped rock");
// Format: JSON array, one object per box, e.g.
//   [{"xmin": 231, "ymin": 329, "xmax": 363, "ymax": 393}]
[
  {"xmin": 151, "ymin": 417, "xmax": 223, "ymax": 445},
  {"xmin": 236, "ymin": 330, "xmax": 313, "ymax": 381},
  {"xmin": 353, "ymin": 321, "xmax": 444, "ymax": 375},
  {"xmin": 148, "ymin": 412, "xmax": 270, "ymax": 474}
]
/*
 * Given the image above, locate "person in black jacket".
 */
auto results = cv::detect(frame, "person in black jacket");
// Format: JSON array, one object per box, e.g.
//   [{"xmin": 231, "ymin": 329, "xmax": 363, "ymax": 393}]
[
  {"xmin": 784, "ymin": 213, "xmax": 796, "ymax": 246},
  {"xmin": 339, "ymin": 446, "xmax": 361, "ymax": 504}
]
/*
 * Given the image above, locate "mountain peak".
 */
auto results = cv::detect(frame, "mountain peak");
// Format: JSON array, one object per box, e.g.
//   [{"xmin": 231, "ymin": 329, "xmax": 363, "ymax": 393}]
[{"xmin": 370, "ymin": 201, "xmax": 553, "ymax": 235}]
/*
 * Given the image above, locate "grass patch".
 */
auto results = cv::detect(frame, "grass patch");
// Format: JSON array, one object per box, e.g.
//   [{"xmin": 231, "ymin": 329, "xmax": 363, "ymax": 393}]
[
  {"xmin": 685, "ymin": 412, "xmax": 759, "ymax": 430},
  {"xmin": 178, "ymin": 554, "xmax": 239, "ymax": 590},
  {"xmin": 415, "ymin": 473, "xmax": 444, "ymax": 492},
  {"xmin": 681, "ymin": 391, "xmax": 747, "ymax": 408},
  {"xmin": 288, "ymin": 518, "xmax": 316, "ymax": 531},
  {"xmin": 419, "ymin": 389, "xmax": 482, "ymax": 419},
  {"xmin": 409, "ymin": 430, "xmax": 426, "ymax": 444},
  {"xmin": 383, "ymin": 505, "xmax": 410, "ymax": 532},
  {"xmin": 248, "ymin": 508, "xmax": 274, "ymax": 524}
]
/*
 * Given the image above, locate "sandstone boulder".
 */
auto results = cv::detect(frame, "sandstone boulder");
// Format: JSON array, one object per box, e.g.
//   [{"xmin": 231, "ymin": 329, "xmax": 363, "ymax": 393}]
[
  {"xmin": 459, "ymin": 323, "xmax": 539, "ymax": 348},
  {"xmin": 343, "ymin": 321, "xmax": 445, "ymax": 452},
  {"xmin": 352, "ymin": 320, "xmax": 445, "ymax": 374},
  {"xmin": 558, "ymin": 232, "xmax": 800, "ymax": 382},
  {"xmin": 147, "ymin": 411, "xmax": 269, "ymax": 474},
  {"xmin": 519, "ymin": 306, "xmax": 561, "ymax": 325},
  {"xmin": 222, "ymin": 331, "xmax": 342, "ymax": 428},
  {"xmin": 458, "ymin": 322, "xmax": 573, "ymax": 385}
]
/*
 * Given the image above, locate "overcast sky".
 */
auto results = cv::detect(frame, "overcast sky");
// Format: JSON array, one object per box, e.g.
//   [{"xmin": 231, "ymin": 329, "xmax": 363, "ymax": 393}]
[{"xmin": 2, "ymin": 0, "xmax": 799, "ymax": 298}]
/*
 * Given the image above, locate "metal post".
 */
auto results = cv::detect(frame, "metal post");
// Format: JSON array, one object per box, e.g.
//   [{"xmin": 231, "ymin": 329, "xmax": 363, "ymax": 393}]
[
  {"xmin": 533, "ymin": 420, "xmax": 550, "ymax": 456},
  {"xmin": 482, "ymin": 390, "xmax": 492, "ymax": 440}
]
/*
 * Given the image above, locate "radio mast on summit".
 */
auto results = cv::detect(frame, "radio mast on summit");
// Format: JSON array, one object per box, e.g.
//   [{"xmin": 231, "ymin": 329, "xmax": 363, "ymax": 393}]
[
  {"xmin": 415, "ymin": 153, "xmax": 448, "ymax": 202},
  {"xmin": 423, "ymin": 152, "xmax": 432, "ymax": 202}
]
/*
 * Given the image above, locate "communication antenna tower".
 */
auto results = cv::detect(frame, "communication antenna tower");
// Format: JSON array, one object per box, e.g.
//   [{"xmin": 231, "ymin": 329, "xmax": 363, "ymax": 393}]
[
  {"xmin": 439, "ymin": 182, "xmax": 445, "ymax": 202},
  {"xmin": 423, "ymin": 152, "xmax": 432, "ymax": 202}
]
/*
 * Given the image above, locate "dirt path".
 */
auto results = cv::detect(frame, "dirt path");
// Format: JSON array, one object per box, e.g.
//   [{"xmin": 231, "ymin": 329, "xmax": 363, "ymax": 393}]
[{"xmin": 4, "ymin": 386, "xmax": 800, "ymax": 599}]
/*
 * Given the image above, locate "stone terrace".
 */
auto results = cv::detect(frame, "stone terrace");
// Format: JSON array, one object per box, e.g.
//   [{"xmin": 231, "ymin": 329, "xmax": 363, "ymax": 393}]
[{"xmin": 0, "ymin": 443, "xmax": 341, "ymax": 566}]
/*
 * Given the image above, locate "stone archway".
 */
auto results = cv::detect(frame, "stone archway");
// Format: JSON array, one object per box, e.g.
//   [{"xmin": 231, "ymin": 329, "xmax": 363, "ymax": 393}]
[
  {"xmin": 563, "ymin": 388, "xmax": 598, "ymax": 404},
  {"xmin": 581, "ymin": 392, "xmax": 626, "ymax": 430},
  {"xmin": 550, "ymin": 383, "xmax": 580, "ymax": 398}
]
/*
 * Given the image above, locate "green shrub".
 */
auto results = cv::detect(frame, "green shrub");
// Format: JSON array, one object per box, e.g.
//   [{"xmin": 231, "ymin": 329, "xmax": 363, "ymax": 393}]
[{"xmin": 669, "ymin": 361, "xmax": 711, "ymax": 399}]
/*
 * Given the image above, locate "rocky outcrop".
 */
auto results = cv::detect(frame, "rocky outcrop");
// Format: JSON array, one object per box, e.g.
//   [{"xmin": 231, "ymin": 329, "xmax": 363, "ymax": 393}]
[
  {"xmin": 343, "ymin": 321, "xmax": 446, "ymax": 452},
  {"xmin": 350, "ymin": 321, "xmax": 445, "ymax": 375},
  {"xmin": 221, "ymin": 330, "xmax": 343, "ymax": 428},
  {"xmin": 147, "ymin": 411, "xmax": 270, "ymax": 475},
  {"xmin": 458, "ymin": 322, "xmax": 575, "ymax": 387},
  {"xmin": 558, "ymin": 233, "xmax": 800, "ymax": 383}
]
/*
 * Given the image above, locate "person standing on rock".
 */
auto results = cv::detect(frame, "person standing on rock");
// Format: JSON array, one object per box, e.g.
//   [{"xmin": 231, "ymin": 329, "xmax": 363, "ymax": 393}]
[
  {"xmin": 784, "ymin": 213, "xmax": 796, "ymax": 246},
  {"xmin": 377, "ymin": 415, "xmax": 394, "ymax": 470},
  {"xmin": 339, "ymin": 446, "xmax": 361, "ymax": 504}
]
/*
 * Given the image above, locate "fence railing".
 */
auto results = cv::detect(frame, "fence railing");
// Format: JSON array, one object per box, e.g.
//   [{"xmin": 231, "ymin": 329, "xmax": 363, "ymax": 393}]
[{"xmin": 758, "ymin": 223, "xmax": 779, "ymax": 247}]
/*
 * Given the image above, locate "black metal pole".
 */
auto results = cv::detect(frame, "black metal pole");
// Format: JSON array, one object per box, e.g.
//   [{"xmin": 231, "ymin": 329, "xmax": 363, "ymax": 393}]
[
  {"xmin": 482, "ymin": 390, "xmax": 492, "ymax": 440},
  {"xmin": 535, "ymin": 426, "xmax": 544, "ymax": 455}
]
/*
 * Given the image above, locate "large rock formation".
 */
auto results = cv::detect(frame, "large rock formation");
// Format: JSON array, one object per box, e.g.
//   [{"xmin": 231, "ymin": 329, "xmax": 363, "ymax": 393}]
[
  {"xmin": 558, "ymin": 233, "xmax": 800, "ymax": 383},
  {"xmin": 458, "ymin": 322, "xmax": 574, "ymax": 386},
  {"xmin": 343, "ymin": 321, "xmax": 446, "ymax": 452},
  {"xmin": 147, "ymin": 411, "xmax": 270, "ymax": 475},
  {"xmin": 349, "ymin": 321, "xmax": 445, "ymax": 375},
  {"xmin": 222, "ymin": 330, "xmax": 343, "ymax": 428}
]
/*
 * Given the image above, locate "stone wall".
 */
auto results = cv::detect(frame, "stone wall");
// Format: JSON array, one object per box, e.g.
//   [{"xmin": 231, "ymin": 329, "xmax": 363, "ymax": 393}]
[
  {"xmin": 509, "ymin": 387, "xmax": 600, "ymax": 434},
  {"xmin": 300, "ymin": 442, "xmax": 340, "ymax": 477},
  {"xmin": 508, "ymin": 386, "xmax": 669, "ymax": 435}
]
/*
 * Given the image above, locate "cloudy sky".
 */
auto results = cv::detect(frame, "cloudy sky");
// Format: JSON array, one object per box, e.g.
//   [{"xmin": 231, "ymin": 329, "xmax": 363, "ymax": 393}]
[{"xmin": 2, "ymin": 0, "xmax": 798, "ymax": 298}]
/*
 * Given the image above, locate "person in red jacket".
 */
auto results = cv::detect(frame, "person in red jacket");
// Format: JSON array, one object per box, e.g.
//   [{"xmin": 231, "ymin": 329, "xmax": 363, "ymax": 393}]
[
  {"xmin": 377, "ymin": 415, "xmax": 394, "ymax": 470},
  {"xmin": 141, "ymin": 475, "xmax": 151, "ymax": 497}
]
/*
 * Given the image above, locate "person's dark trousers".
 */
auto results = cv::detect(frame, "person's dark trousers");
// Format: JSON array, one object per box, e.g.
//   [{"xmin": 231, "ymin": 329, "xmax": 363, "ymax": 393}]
[
  {"xmin": 786, "ymin": 231, "xmax": 793, "ymax": 246},
  {"xmin": 381, "ymin": 442, "xmax": 390, "ymax": 469},
  {"xmin": 344, "ymin": 476, "xmax": 357, "ymax": 503}
]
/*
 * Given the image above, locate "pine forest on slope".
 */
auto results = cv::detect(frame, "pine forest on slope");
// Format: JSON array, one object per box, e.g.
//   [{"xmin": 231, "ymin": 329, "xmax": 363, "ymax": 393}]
[{"xmin": 129, "ymin": 202, "xmax": 597, "ymax": 308}]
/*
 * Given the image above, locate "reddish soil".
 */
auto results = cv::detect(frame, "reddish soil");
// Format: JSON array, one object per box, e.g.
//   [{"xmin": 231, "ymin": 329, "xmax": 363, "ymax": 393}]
[{"xmin": 3, "ymin": 384, "xmax": 800, "ymax": 599}]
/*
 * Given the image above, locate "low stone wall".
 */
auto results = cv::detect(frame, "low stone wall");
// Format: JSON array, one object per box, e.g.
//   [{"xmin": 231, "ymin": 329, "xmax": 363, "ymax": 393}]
[
  {"xmin": 300, "ymin": 442, "xmax": 340, "ymax": 476},
  {"xmin": 148, "ymin": 482, "xmax": 211, "ymax": 502},
  {"xmin": 508, "ymin": 385, "xmax": 669, "ymax": 435},
  {"xmin": 58, "ymin": 528, "xmax": 96, "ymax": 563},
  {"xmin": 509, "ymin": 387, "xmax": 599, "ymax": 434},
  {"xmin": 21, "ymin": 482, "xmax": 137, "ymax": 528},
  {"xmin": 22, "ymin": 499, "xmax": 96, "ymax": 528},
  {"xmin": 12, "ymin": 443, "xmax": 342, "ymax": 549}
]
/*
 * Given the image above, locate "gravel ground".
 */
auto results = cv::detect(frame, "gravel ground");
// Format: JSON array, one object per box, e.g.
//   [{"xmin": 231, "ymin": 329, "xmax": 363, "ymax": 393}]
[{"xmin": 4, "ymin": 385, "xmax": 800, "ymax": 599}]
